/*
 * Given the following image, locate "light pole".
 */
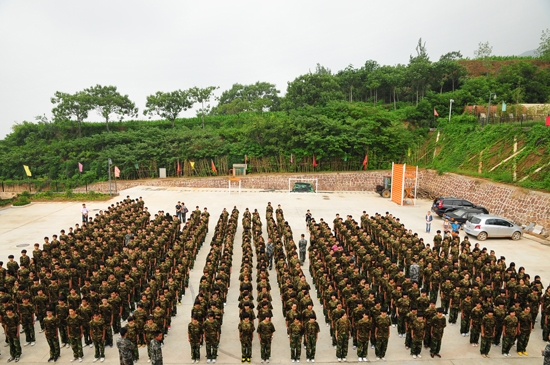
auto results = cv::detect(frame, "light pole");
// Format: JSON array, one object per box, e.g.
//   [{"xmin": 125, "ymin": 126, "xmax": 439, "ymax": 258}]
[
  {"xmin": 448, "ymin": 99, "xmax": 454, "ymax": 122},
  {"xmin": 108, "ymin": 158, "xmax": 112, "ymax": 196},
  {"xmin": 487, "ymin": 92, "xmax": 497, "ymax": 125}
]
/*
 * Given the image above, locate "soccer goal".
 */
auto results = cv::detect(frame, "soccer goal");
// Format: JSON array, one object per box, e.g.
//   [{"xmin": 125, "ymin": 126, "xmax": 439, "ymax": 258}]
[{"xmin": 288, "ymin": 178, "xmax": 318, "ymax": 194}]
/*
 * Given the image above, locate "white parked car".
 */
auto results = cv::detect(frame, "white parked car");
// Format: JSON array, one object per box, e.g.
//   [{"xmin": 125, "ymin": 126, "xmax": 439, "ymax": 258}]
[{"xmin": 464, "ymin": 214, "xmax": 523, "ymax": 241}]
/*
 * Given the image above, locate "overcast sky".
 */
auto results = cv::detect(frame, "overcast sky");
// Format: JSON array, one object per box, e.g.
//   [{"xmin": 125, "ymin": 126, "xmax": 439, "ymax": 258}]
[{"xmin": 0, "ymin": 0, "xmax": 548, "ymax": 139}]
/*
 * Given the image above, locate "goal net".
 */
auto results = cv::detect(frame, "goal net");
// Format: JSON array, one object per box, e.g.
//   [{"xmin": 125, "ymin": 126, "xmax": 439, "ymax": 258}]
[{"xmin": 288, "ymin": 178, "xmax": 318, "ymax": 194}]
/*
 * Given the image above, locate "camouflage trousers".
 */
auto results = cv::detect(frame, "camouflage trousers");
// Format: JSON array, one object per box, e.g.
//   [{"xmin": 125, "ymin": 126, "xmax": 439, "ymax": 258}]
[
  {"xmin": 206, "ymin": 340, "xmax": 219, "ymax": 359},
  {"xmin": 423, "ymin": 331, "xmax": 431, "ymax": 348},
  {"xmin": 104, "ymin": 326, "xmax": 113, "ymax": 346},
  {"xmin": 190, "ymin": 342, "xmax": 201, "ymax": 361},
  {"xmin": 47, "ymin": 336, "xmax": 61, "ymax": 359},
  {"xmin": 336, "ymin": 334, "xmax": 349, "ymax": 359},
  {"xmin": 93, "ymin": 339, "xmax": 105, "ymax": 358},
  {"xmin": 22, "ymin": 321, "xmax": 36, "ymax": 343},
  {"xmin": 441, "ymin": 298, "xmax": 450, "ymax": 314},
  {"xmin": 112, "ymin": 315, "xmax": 121, "ymax": 334},
  {"xmin": 129, "ymin": 340, "xmax": 139, "ymax": 360},
  {"xmin": 480, "ymin": 336, "xmax": 492, "ymax": 355},
  {"xmin": 291, "ymin": 335, "xmax": 302, "ymax": 360},
  {"xmin": 543, "ymin": 323, "xmax": 550, "ymax": 342},
  {"xmin": 356, "ymin": 339, "xmax": 369, "ymax": 358},
  {"xmin": 470, "ymin": 328, "xmax": 481, "ymax": 344},
  {"xmin": 516, "ymin": 333, "xmax": 530, "ymax": 352},
  {"xmin": 375, "ymin": 338, "xmax": 388, "ymax": 358},
  {"xmin": 260, "ymin": 339, "xmax": 272, "ymax": 360},
  {"xmin": 59, "ymin": 325, "xmax": 69, "ymax": 344},
  {"xmin": 240, "ymin": 341, "xmax": 252, "ymax": 359},
  {"xmin": 82, "ymin": 324, "xmax": 92, "ymax": 346},
  {"xmin": 449, "ymin": 308, "xmax": 459, "ymax": 324},
  {"xmin": 493, "ymin": 325, "xmax": 503, "ymax": 345},
  {"xmin": 69, "ymin": 336, "xmax": 84, "ymax": 358},
  {"xmin": 502, "ymin": 336, "xmax": 516, "ymax": 355},
  {"xmin": 430, "ymin": 337, "xmax": 442, "ymax": 355},
  {"xmin": 460, "ymin": 315, "xmax": 471, "ymax": 334},
  {"xmin": 7, "ymin": 336, "xmax": 22, "ymax": 358},
  {"xmin": 411, "ymin": 339, "xmax": 423, "ymax": 356},
  {"xmin": 305, "ymin": 335, "xmax": 317, "ymax": 360}
]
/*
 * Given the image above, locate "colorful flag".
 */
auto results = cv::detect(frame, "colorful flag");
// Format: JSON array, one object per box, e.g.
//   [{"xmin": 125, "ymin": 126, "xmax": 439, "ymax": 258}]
[
  {"xmin": 23, "ymin": 165, "xmax": 32, "ymax": 177},
  {"xmin": 434, "ymin": 108, "xmax": 439, "ymax": 117},
  {"xmin": 211, "ymin": 159, "xmax": 217, "ymax": 174},
  {"xmin": 177, "ymin": 161, "xmax": 181, "ymax": 174},
  {"xmin": 114, "ymin": 166, "xmax": 120, "ymax": 178},
  {"xmin": 362, "ymin": 153, "xmax": 368, "ymax": 170},
  {"xmin": 190, "ymin": 161, "xmax": 195, "ymax": 170},
  {"xmin": 78, "ymin": 162, "xmax": 83, "ymax": 173},
  {"xmin": 290, "ymin": 154, "xmax": 293, "ymax": 163},
  {"xmin": 313, "ymin": 155, "xmax": 318, "ymax": 168}
]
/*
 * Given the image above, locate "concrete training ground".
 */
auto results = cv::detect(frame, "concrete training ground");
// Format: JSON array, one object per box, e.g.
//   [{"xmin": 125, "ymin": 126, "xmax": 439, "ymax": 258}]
[{"xmin": 0, "ymin": 185, "xmax": 549, "ymax": 365}]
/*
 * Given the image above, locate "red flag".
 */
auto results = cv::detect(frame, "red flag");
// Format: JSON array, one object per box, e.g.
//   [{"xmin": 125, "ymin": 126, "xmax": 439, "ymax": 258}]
[
  {"xmin": 114, "ymin": 166, "xmax": 120, "ymax": 178},
  {"xmin": 434, "ymin": 108, "xmax": 439, "ymax": 117},
  {"xmin": 313, "ymin": 155, "xmax": 318, "ymax": 167},
  {"xmin": 211, "ymin": 159, "xmax": 217, "ymax": 174},
  {"xmin": 362, "ymin": 153, "xmax": 368, "ymax": 170},
  {"xmin": 177, "ymin": 161, "xmax": 181, "ymax": 174},
  {"xmin": 290, "ymin": 154, "xmax": 293, "ymax": 163},
  {"xmin": 78, "ymin": 162, "xmax": 83, "ymax": 173}
]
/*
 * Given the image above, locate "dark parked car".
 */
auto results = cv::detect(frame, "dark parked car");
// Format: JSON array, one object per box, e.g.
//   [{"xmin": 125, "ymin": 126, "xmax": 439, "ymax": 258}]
[
  {"xmin": 431, "ymin": 196, "xmax": 486, "ymax": 217},
  {"xmin": 292, "ymin": 182, "xmax": 314, "ymax": 193},
  {"xmin": 443, "ymin": 207, "xmax": 490, "ymax": 224}
]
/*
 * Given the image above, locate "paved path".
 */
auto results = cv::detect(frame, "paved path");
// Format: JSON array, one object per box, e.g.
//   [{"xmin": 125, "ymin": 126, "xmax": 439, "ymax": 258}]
[{"xmin": 0, "ymin": 186, "xmax": 548, "ymax": 364}]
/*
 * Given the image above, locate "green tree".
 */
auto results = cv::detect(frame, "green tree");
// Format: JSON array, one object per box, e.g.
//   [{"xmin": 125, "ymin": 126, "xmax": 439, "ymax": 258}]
[
  {"xmin": 283, "ymin": 65, "xmax": 345, "ymax": 110},
  {"xmin": 216, "ymin": 82, "xmax": 280, "ymax": 114},
  {"xmin": 143, "ymin": 90, "xmax": 193, "ymax": 127},
  {"xmin": 474, "ymin": 41, "xmax": 493, "ymax": 59},
  {"xmin": 189, "ymin": 86, "xmax": 218, "ymax": 129},
  {"xmin": 51, "ymin": 91, "xmax": 93, "ymax": 137},
  {"xmin": 85, "ymin": 85, "xmax": 138, "ymax": 132},
  {"xmin": 536, "ymin": 28, "xmax": 550, "ymax": 60},
  {"xmin": 407, "ymin": 38, "xmax": 432, "ymax": 105}
]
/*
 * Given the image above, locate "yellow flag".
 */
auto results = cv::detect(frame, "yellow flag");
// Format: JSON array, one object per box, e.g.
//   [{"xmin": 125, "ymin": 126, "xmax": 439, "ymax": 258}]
[
  {"xmin": 23, "ymin": 165, "xmax": 32, "ymax": 177},
  {"xmin": 190, "ymin": 161, "xmax": 195, "ymax": 170}
]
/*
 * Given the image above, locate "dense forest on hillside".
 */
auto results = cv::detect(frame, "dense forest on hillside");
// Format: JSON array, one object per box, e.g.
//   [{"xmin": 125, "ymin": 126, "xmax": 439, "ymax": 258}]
[{"xmin": 1, "ymin": 35, "xmax": 550, "ymax": 185}]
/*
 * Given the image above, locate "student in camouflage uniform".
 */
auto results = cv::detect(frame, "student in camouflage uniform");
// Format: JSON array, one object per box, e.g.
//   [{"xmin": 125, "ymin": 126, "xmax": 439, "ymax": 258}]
[
  {"xmin": 375, "ymin": 308, "xmax": 391, "ymax": 360},
  {"xmin": 410, "ymin": 312, "xmax": 425, "ymax": 358},
  {"xmin": 43, "ymin": 306, "xmax": 60, "ymax": 362},
  {"xmin": 144, "ymin": 316, "xmax": 159, "ymax": 362},
  {"xmin": 469, "ymin": 300, "xmax": 484, "ymax": 346},
  {"xmin": 238, "ymin": 312, "xmax": 255, "ymax": 363},
  {"xmin": 480, "ymin": 308, "xmax": 496, "ymax": 358},
  {"xmin": 429, "ymin": 308, "xmax": 446, "ymax": 358},
  {"xmin": 89, "ymin": 312, "xmax": 106, "ymax": 362},
  {"xmin": 149, "ymin": 331, "xmax": 163, "ymax": 365},
  {"xmin": 493, "ymin": 302, "xmax": 506, "ymax": 346},
  {"xmin": 502, "ymin": 309, "xmax": 519, "ymax": 357},
  {"xmin": 257, "ymin": 315, "xmax": 276, "ymax": 363},
  {"xmin": 204, "ymin": 312, "xmax": 221, "ymax": 362},
  {"xmin": 66, "ymin": 307, "xmax": 84, "ymax": 361},
  {"xmin": 304, "ymin": 313, "xmax": 320, "ymax": 362},
  {"xmin": 124, "ymin": 316, "xmax": 139, "ymax": 361},
  {"xmin": 289, "ymin": 316, "xmax": 304, "ymax": 362},
  {"xmin": 517, "ymin": 306, "xmax": 532, "ymax": 356},
  {"xmin": 188, "ymin": 316, "xmax": 203, "ymax": 363},
  {"xmin": 460, "ymin": 292, "xmax": 474, "ymax": 336},
  {"xmin": 117, "ymin": 327, "xmax": 135, "ymax": 365},
  {"xmin": 3, "ymin": 305, "xmax": 22, "ymax": 362},
  {"xmin": 56, "ymin": 296, "xmax": 70, "ymax": 347},
  {"xmin": 20, "ymin": 294, "xmax": 36, "ymax": 346},
  {"xmin": 355, "ymin": 311, "xmax": 372, "ymax": 362}
]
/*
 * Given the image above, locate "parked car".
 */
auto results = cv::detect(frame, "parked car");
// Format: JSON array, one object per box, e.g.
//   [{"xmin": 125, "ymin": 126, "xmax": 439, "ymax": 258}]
[
  {"xmin": 464, "ymin": 214, "xmax": 523, "ymax": 241},
  {"xmin": 292, "ymin": 182, "xmax": 314, "ymax": 193},
  {"xmin": 431, "ymin": 196, "xmax": 485, "ymax": 217},
  {"xmin": 443, "ymin": 207, "xmax": 490, "ymax": 225}
]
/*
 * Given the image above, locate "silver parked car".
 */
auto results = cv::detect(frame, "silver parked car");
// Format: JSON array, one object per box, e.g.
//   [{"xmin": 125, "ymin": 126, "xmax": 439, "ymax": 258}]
[{"xmin": 464, "ymin": 214, "xmax": 523, "ymax": 241}]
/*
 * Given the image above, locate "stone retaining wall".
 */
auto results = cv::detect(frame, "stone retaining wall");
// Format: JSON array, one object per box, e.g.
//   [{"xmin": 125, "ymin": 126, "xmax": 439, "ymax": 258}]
[{"xmin": 5, "ymin": 170, "xmax": 550, "ymax": 232}]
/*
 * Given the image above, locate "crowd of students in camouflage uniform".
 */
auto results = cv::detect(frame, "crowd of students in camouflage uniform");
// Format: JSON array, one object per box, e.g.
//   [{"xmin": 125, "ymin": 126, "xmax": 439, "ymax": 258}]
[
  {"xmin": 187, "ymin": 207, "xmax": 237, "ymax": 363},
  {"xmin": 0, "ymin": 196, "xmax": 211, "ymax": 363},
  {"xmin": 306, "ymin": 210, "xmax": 550, "ymax": 361}
]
